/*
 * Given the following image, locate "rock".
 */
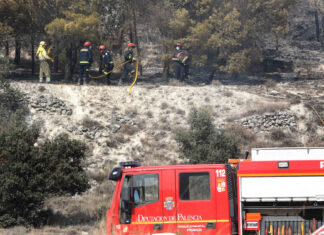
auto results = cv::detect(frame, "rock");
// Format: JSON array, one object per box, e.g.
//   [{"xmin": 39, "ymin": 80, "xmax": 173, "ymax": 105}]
[
  {"xmin": 270, "ymin": 90, "xmax": 280, "ymax": 96},
  {"xmin": 238, "ymin": 111, "xmax": 297, "ymax": 132},
  {"xmin": 66, "ymin": 109, "xmax": 73, "ymax": 116},
  {"xmin": 94, "ymin": 132, "xmax": 102, "ymax": 139},
  {"xmin": 76, "ymin": 130, "xmax": 84, "ymax": 135},
  {"xmin": 102, "ymin": 132, "xmax": 110, "ymax": 137},
  {"xmin": 67, "ymin": 125, "xmax": 77, "ymax": 132},
  {"xmin": 110, "ymin": 124, "xmax": 121, "ymax": 133}
]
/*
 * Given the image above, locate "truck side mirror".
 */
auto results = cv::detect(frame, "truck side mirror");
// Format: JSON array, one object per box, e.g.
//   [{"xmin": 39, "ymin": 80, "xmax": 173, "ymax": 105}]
[{"xmin": 109, "ymin": 167, "xmax": 122, "ymax": 181}]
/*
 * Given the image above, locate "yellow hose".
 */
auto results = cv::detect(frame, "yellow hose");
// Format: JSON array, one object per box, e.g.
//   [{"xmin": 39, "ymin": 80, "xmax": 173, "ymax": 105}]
[
  {"xmin": 270, "ymin": 224, "xmax": 273, "ymax": 235},
  {"xmin": 301, "ymin": 221, "xmax": 304, "ymax": 235},
  {"xmin": 129, "ymin": 60, "xmax": 139, "ymax": 96},
  {"xmin": 89, "ymin": 61, "xmax": 129, "ymax": 79},
  {"xmin": 282, "ymin": 225, "xmax": 285, "ymax": 235},
  {"xmin": 311, "ymin": 106, "xmax": 324, "ymax": 125}
]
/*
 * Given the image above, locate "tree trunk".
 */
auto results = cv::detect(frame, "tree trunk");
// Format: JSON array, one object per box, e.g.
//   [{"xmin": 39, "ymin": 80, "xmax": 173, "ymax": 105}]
[
  {"xmin": 162, "ymin": 44, "xmax": 169, "ymax": 82},
  {"xmin": 208, "ymin": 69, "xmax": 216, "ymax": 84},
  {"xmin": 119, "ymin": 28, "xmax": 125, "ymax": 56},
  {"xmin": 31, "ymin": 35, "xmax": 35, "ymax": 76},
  {"xmin": 64, "ymin": 44, "xmax": 73, "ymax": 80},
  {"xmin": 162, "ymin": 60, "xmax": 170, "ymax": 81},
  {"xmin": 315, "ymin": 11, "xmax": 320, "ymax": 42},
  {"xmin": 132, "ymin": 4, "xmax": 143, "ymax": 75},
  {"xmin": 5, "ymin": 41, "xmax": 9, "ymax": 57},
  {"xmin": 321, "ymin": 16, "xmax": 324, "ymax": 49},
  {"xmin": 129, "ymin": 22, "xmax": 133, "ymax": 43},
  {"xmin": 14, "ymin": 38, "xmax": 21, "ymax": 65},
  {"xmin": 71, "ymin": 46, "xmax": 77, "ymax": 80},
  {"xmin": 54, "ymin": 41, "xmax": 59, "ymax": 73}
]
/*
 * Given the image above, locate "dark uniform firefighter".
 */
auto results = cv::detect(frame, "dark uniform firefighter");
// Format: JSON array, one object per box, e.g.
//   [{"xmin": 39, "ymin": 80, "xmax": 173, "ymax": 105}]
[
  {"xmin": 119, "ymin": 43, "xmax": 136, "ymax": 85},
  {"xmin": 98, "ymin": 45, "xmax": 114, "ymax": 85},
  {"xmin": 78, "ymin": 41, "xmax": 93, "ymax": 85},
  {"xmin": 171, "ymin": 42, "xmax": 190, "ymax": 81}
]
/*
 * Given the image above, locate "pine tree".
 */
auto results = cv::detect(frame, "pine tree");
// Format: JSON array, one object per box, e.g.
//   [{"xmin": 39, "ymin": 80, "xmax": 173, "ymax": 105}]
[{"xmin": 168, "ymin": 0, "xmax": 298, "ymax": 75}]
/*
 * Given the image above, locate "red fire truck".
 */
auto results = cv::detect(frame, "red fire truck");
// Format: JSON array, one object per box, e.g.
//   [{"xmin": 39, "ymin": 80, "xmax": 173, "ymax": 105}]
[{"xmin": 106, "ymin": 148, "xmax": 324, "ymax": 235}]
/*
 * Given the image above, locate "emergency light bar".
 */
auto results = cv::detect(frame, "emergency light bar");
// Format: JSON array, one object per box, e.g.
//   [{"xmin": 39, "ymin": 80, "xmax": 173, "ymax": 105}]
[{"xmin": 119, "ymin": 161, "xmax": 141, "ymax": 168}]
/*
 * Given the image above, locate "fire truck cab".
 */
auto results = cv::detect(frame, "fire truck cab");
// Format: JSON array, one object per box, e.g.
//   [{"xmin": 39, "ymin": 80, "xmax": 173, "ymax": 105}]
[
  {"xmin": 106, "ymin": 162, "xmax": 237, "ymax": 234},
  {"xmin": 106, "ymin": 148, "xmax": 324, "ymax": 235}
]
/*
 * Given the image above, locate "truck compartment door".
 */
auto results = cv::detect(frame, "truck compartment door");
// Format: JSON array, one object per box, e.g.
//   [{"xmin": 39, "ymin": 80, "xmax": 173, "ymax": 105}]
[{"xmin": 176, "ymin": 169, "xmax": 217, "ymax": 234}]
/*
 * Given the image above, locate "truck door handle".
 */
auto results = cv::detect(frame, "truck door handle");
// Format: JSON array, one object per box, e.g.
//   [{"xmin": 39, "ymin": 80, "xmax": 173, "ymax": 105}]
[
  {"xmin": 206, "ymin": 222, "xmax": 216, "ymax": 229},
  {"xmin": 153, "ymin": 224, "xmax": 163, "ymax": 230}
]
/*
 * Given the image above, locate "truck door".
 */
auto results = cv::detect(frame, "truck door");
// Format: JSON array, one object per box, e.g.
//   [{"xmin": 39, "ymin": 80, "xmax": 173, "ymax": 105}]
[
  {"xmin": 176, "ymin": 169, "xmax": 217, "ymax": 234},
  {"xmin": 117, "ymin": 171, "xmax": 163, "ymax": 234}
]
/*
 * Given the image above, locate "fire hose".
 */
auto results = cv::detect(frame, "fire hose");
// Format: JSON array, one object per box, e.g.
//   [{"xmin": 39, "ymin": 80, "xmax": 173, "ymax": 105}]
[
  {"xmin": 311, "ymin": 106, "xmax": 324, "ymax": 126},
  {"xmin": 129, "ymin": 60, "xmax": 139, "ymax": 96},
  {"xmin": 88, "ymin": 61, "xmax": 130, "ymax": 79}
]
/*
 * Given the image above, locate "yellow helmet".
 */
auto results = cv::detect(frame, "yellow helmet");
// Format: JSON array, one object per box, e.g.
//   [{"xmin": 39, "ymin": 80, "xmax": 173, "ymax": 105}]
[{"xmin": 39, "ymin": 41, "xmax": 46, "ymax": 46}]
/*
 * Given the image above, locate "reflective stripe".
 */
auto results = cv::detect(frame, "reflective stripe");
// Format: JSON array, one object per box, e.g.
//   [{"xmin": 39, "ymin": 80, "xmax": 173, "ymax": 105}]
[
  {"xmin": 109, "ymin": 61, "xmax": 114, "ymax": 64},
  {"xmin": 37, "ymin": 47, "xmax": 50, "ymax": 61},
  {"xmin": 81, "ymin": 49, "xmax": 88, "ymax": 52},
  {"xmin": 80, "ymin": 61, "xmax": 90, "ymax": 64}
]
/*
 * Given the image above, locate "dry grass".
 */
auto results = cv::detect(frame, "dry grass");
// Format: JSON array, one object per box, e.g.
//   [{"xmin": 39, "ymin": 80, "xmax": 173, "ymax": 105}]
[
  {"xmin": 38, "ymin": 86, "xmax": 46, "ymax": 92},
  {"xmin": 160, "ymin": 102, "xmax": 169, "ymax": 110},
  {"xmin": 227, "ymin": 102, "xmax": 288, "ymax": 122},
  {"xmin": 44, "ymin": 163, "xmax": 117, "ymax": 231},
  {"xmin": 270, "ymin": 128, "xmax": 286, "ymax": 141},
  {"xmin": 224, "ymin": 123, "xmax": 256, "ymax": 151},
  {"xmin": 145, "ymin": 110, "xmax": 153, "ymax": 118},
  {"xmin": 264, "ymin": 79, "xmax": 277, "ymax": 89},
  {"xmin": 125, "ymin": 107, "xmax": 138, "ymax": 118},
  {"xmin": 82, "ymin": 117, "xmax": 103, "ymax": 130},
  {"xmin": 223, "ymin": 90, "xmax": 233, "ymax": 97},
  {"xmin": 119, "ymin": 124, "xmax": 140, "ymax": 136}
]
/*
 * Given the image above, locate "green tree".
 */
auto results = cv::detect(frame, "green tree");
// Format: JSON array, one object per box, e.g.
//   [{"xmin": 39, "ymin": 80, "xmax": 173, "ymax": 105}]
[
  {"xmin": 45, "ymin": 1, "xmax": 100, "ymax": 80},
  {"xmin": 0, "ymin": 125, "xmax": 89, "ymax": 227},
  {"xmin": 0, "ymin": 74, "xmax": 89, "ymax": 227},
  {"xmin": 168, "ymin": 0, "xmax": 298, "ymax": 76},
  {"xmin": 175, "ymin": 107, "xmax": 240, "ymax": 164}
]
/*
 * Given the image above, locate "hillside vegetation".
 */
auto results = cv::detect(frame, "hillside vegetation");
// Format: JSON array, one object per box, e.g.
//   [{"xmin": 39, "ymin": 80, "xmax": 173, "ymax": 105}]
[{"xmin": 1, "ymin": 0, "xmax": 324, "ymax": 234}]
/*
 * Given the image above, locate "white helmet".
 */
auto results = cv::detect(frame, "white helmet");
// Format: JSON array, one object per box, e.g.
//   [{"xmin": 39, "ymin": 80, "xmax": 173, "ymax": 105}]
[{"xmin": 39, "ymin": 41, "xmax": 46, "ymax": 46}]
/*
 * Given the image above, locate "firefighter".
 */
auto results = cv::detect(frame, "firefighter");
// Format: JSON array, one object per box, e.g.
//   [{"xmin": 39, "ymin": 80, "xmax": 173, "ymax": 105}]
[
  {"xmin": 119, "ymin": 43, "xmax": 136, "ymax": 85},
  {"xmin": 36, "ymin": 41, "xmax": 54, "ymax": 83},
  {"xmin": 171, "ymin": 42, "xmax": 190, "ymax": 81},
  {"xmin": 98, "ymin": 45, "xmax": 114, "ymax": 85},
  {"xmin": 78, "ymin": 41, "xmax": 93, "ymax": 85}
]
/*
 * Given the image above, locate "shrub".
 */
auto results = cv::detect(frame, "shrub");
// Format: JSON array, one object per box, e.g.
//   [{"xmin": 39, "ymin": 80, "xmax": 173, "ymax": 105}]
[
  {"xmin": 175, "ymin": 107, "xmax": 240, "ymax": 164},
  {"xmin": 0, "ymin": 124, "xmax": 89, "ymax": 227},
  {"xmin": 0, "ymin": 72, "xmax": 89, "ymax": 227},
  {"xmin": 0, "ymin": 77, "xmax": 28, "ymax": 125}
]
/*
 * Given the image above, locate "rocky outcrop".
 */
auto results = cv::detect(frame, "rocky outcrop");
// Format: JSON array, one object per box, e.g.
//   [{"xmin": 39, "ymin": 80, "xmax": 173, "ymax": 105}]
[
  {"xmin": 237, "ymin": 112, "xmax": 297, "ymax": 131},
  {"xmin": 30, "ymin": 95, "xmax": 73, "ymax": 115}
]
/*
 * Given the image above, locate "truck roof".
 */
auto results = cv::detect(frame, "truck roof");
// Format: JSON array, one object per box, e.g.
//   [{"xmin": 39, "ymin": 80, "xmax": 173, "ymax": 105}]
[
  {"xmin": 238, "ymin": 160, "xmax": 324, "ymax": 176},
  {"xmin": 121, "ymin": 163, "xmax": 227, "ymax": 173},
  {"xmin": 251, "ymin": 147, "xmax": 324, "ymax": 161}
]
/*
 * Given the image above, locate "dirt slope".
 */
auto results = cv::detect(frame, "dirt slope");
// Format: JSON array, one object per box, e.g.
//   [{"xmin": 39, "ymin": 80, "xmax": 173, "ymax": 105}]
[{"xmin": 5, "ymin": 77, "xmax": 323, "ymax": 234}]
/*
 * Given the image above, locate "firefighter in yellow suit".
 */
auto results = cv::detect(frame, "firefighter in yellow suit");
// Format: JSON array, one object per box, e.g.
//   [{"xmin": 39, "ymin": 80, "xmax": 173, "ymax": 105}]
[{"xmin": 36, "ymin": 41, "xmax": 54, "ymax": 83}]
